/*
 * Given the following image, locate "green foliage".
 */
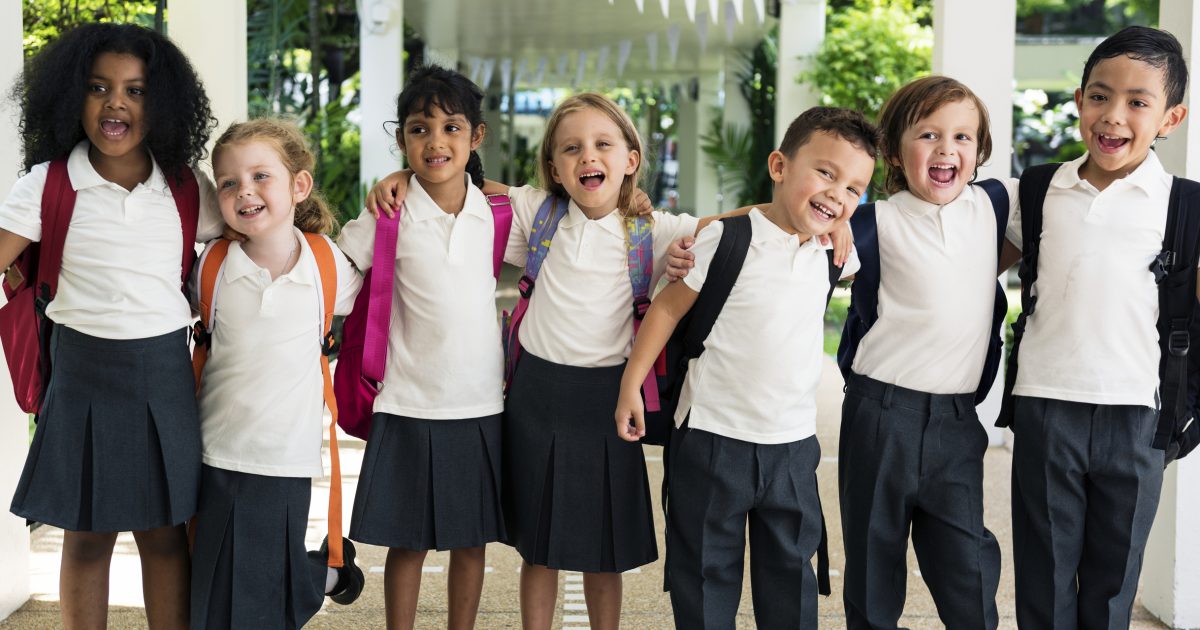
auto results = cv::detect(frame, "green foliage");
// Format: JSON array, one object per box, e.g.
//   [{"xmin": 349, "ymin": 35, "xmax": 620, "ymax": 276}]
[
  {"xmin": 824, "ymin": 294, "xmax": 850, "ymax": 356},
  {"xmin": 306, "ymin": 75, "xmax": 362, "ymax": 229},
  {"xmin": 1012, "ymin": 89, "xmax": 1085, "ymax": 172},
  {"xmin": 801, "ymin": 0, "xmax": 932, "ymax": 123},
  {"xmin": 23, "ymin": 0, "xmax": 158, "ymax": 57},
  {"xmin": 699, "ymin": 109, "xmax": 754, "ymax": 206}
]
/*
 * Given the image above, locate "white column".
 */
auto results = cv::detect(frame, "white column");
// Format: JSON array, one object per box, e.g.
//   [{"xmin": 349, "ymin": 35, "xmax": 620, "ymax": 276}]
[
  {"xmin": 933, "ymin": 0, "xmax": 1015, "ymax": 445},
  {"xmin": 0, "ymin": 0, "xmax": 31, "ymax": 620},
  {"xmin": 774, "ymin": 0, "xmax": 825, "ymax": 148},
  {"xmin": 675, "ymin": 74, "xmax": 723, "ymax": 217},
  {"xmin": 1143, "ymin": 4, "xmax": 1200, "ymax": 627},
  {"xmin": 169, "ymin": 1, "xmax": 248, "ymax": 143},
  {"xmin": 359, "ymin": 0, "xmax": 405, "ymax": 190}
]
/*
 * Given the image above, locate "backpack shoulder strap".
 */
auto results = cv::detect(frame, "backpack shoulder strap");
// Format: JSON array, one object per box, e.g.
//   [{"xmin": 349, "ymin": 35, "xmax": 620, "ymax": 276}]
[
  {"xmin": 190, "ymin": 238, "xmax": 232, "ymax": 392},
  {"xmin": 486, "ymin": 194, "xmax": 514, "ymax": 280},
  {"xmin": 626, "ymin": 214, "xmax": 659, "ymax": 409},
  {"xmin": 303, "ymin": 233, "xmax": 338, "ymax": 339},
  {"xmin": 165, "ymin": 167, "xmax": 200, "ymax": 289},
  {"xmin": 37, "ymin": 158, "xmax": 77, "ymax": 302},
  {"xmin": 835, "ymin": 203, "xmax": 877, "ymax": 379},
  {"xmin": 1154, "ymin": 177, "xmax": 1200, "ymax": 452},
  {"xmin": 974, "ymin": 177, "xmax": 1011, "ymax": 253},
  {"xmin": 681, "ymin": 214, "xmax": 752, "ymax": 359},
  {"xmin": 824, "ymin": 249, "xmax": 840, "ymax": 305},
  {"xmin": 521, "ymin": 195, "xmax": 568, "ymax": 284}
]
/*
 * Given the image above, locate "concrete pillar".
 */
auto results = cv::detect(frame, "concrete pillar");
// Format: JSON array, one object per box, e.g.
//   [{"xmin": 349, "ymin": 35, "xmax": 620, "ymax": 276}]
[
  {"xmin": 675, "ymin": 74, "xmax": 723, "ymax": 217},
  {"xmin": 0, "ymin": 0, "xmax": 31, "ymax": 620},
  {"xmin": 359, "ymin": 0, "xmax": 404, "ymax": 189},
  {"xmin": 1143, "ymin": 4, "xmax": 1200, "ymax": 627},
  {"xmin": 775, "ymin": 0, "xmax": 825, "ymax": 147},
  {"xmin": 933, "ymin": 0, "xmax": 1015, "ymax": 444},
  {"xmin": 422, "ymin": 0, "xmax": 460, "ymax": 70},
  {"xmin": 169, "ymin": 0, "xmax": 248, "ymax": 144}
]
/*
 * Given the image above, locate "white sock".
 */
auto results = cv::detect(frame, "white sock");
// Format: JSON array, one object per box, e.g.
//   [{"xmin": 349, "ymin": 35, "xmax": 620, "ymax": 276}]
[{"xmin": 325, "ymin": 567, "xmax": 339, "ymax": 594}]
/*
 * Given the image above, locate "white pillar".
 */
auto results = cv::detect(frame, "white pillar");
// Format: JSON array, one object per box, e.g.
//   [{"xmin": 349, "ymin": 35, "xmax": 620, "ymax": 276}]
[
  {"xmin": 0, "ymin": 0, "xmax": 31, "ymax": 620},
  {"xmin": 775, "ymin": 0, "xmax": 825, "ymax": 148},
  {"xmin": 359, "ymin": 0, "xmax": 405, "ymax": 189},
  {"xmin": 422, "ymin": 0, "xmax": 460, "ymax": 70},
  {"xmin": 169, "ymin": 1, "xmax": 248, "ymax": 144},
  {"xmin": 675, "ymin": 74, "xmax": 723, "ymax": 217},
  {"xmin": 1143, "ymin": 4, "xmax": 1200, "ymax": 627},
  {"xmin": 933, "ymin": 0, "xmax": 1015, "ymax": 445}
]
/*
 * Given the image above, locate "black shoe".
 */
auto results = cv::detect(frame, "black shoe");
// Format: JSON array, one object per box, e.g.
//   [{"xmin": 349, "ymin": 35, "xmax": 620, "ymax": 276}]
[{"xmin": 312, "ymin": 535, "xmax": 365, "ymax": 606}]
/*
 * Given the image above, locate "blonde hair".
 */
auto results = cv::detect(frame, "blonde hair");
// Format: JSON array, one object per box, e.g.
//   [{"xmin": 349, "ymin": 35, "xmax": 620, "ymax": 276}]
[
  {"xmin": 538, "ymin": 93, "xmax": 643, "ymax": 218},
  {"xmin": 212, "ymin": 118, "xmax": 337, "ymax": 235}
]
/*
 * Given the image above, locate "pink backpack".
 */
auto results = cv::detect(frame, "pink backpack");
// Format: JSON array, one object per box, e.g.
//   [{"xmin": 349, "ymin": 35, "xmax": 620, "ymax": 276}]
[{"xmin": 333, "ymin": 195, "xmax": 514, "ymax": 439}]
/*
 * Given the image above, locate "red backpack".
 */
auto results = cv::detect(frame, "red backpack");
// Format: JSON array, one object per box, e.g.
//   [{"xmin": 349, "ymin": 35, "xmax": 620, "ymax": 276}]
[
  {"xmin": 0, "ymin": 158, "xmax": 199, "ymax": 414},
  {"xmin": 333, "ymin": 194, "xmax": 513, "ymax": 439}
]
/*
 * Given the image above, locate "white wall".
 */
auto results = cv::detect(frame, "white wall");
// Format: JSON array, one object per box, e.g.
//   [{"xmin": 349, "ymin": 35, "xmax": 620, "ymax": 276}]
[
  {"xmin": 169, "ymin": 0, "xmax": 248, "ymax": 158},
  {"xmin": 0, "ymin": 0, "xmax": 32, "ymax": 619}
]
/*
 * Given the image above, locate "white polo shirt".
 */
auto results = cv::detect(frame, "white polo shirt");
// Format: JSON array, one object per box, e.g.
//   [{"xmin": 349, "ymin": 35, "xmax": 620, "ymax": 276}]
[
  {"xmin": 503, "ymin": 185, "xmax": 700, "ymax": 367},
  {"xmin": 853, "ymin": 180, "xmax": 1019, "ymax": 394},
  {"xmin": 197, "ymin": 229, "xmax": 361, "ymax": 478},
  {"xmin": 1008, "ymin": 151, "xmax": 1172, "ymax": 408},
  {"xmin": 337, "ymin": 175, "xmax": 507, "ymax": 419},
  {"xmin": 0, "ymin": 141, "xmax": 223, "ymax": 339},
  {"xmin": 676, "ymin": 209, "xmax": 859, "ymax": 444}
]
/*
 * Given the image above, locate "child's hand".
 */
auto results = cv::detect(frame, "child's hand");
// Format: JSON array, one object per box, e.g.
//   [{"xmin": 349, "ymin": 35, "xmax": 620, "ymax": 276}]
[
  {"xmin": 365, "ymin": 170, "xmax": 412, "ymax": 219},
  {"xmin": 222, "ymin": 225, "xmax": 247, "ymax": 242},
  {"xmin": 615, "ymin": 387, "xmax": 646, "ymax": 442},
  {"xmin": 822, "ymin": 223, "xmax": 855, "ymax": 267},
  {"xmin": 664, "ymin": 236, "xmax": 696, "ymax": 282},
  {"xmin": 633, "ymin": 188, "xmax": 654, "ymax": 216}
]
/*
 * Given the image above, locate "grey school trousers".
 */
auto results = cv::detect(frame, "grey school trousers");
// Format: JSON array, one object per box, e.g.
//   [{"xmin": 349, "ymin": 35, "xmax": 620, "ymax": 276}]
[
  {"xmin": 839, "ymin": 373, "xmax": 1000, "ymax": 630},
  {"xmin": 665, "ymin": 426, "xmax": 824, "ymax": 630},
  {"xmin": 1010, "ymin": 396, "xmax": 1163, "ymax": 630}
]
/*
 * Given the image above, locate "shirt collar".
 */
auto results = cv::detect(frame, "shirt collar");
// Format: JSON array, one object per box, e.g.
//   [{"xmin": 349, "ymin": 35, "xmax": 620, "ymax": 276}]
[
  {"xmin": 66, "ymin": 140, "xmax": 169, "ymax": 194},
  {"xmin": 405, "ymin": 173, "xmax": 491, "ymax": 222},
  {"xmin": 889, "ymin": 185, "xmax": 974, "ymax": 218},
  {"xmin": 559, "ymin": 198, "xmax": 627, "ymax": 238},
  {"xmin": 748, "ymin": 207, "xmax": 829, "ymax": 249},
  {"xmin": 222, "ymin": 227, "xmax": 317, "ymax": 287},
  {"xmin": 1051, "ymin": 150, "xmax": 1171, "ymax": 195}
]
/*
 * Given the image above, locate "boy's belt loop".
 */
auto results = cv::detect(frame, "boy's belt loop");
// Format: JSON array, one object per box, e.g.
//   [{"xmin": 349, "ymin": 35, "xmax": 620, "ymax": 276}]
[
  {"xmin": 882, "ymin": 383, "xmax": 894, "ymax": 409},
  {"xmin": 953, "ymin": 395, "xmax": 970, "ymax": 418}
]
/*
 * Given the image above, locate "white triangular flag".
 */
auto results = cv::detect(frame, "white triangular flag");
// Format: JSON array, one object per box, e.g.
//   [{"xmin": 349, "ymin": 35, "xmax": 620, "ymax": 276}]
[
  {"xmin": 667, "ymin": 24, "xmax": 682, "ymax": 66},
  {"xmin": 617, "ymin": 39, "xmax": 633, "ymax": 77},
  {"xmin": 753, "ymin": 0, "xmax": 766, "ymax": 23},
  {"xmin": 534, "ymin": 57, "xmax": 548, "ymax": 86},
  {"xmin": 556, "ymin": 53, "xmax": 569, "ymax": 79},
  {"xmin": 468, "ymin": 57, "xmax": 482, "ymax": 85},
  {"xmin": 685, "ymin": 0, "xmax": 697, "ymax": 22},
  {"xmin": 514, "ymin": 58, "xmax": 529, "ymax": 87},
  {"xmin": 660, "ymin": 0, "xmax": 669, "ymax": 17},
  {"xmin": 725, "ymin": 1, "xmax": 737, "ymax": 41},
  {"xmin": 479, "ymin": 58, "xmax": 496, "ymax": 90},
  {"xmin": 635, "ymin": 0, "xmax": 644, "ymax": 12},
  {"xmin": 729, "ymin": 0, "xmax": 743, "ymax": 23},
  {"xmin": 646, "ymin": 32, "xmax": 659, "ymax": 70},
  {"xmin": 696, "ymin": 14, "xmax": 710, "ymax": 52},
  {"xmin": 708, "ymin": 0, "xmax": 719, "ymax": 22},
  {"xmin": 499, "ymin": 58, "xmax": 513, "ymax": 94},
  {"xmin": 596, "ymin": 46, "xmax": 611, "ymax": 77},
  {"xmin": 575, "ymin": 50, "xmax": 588, "ymax": 87}
]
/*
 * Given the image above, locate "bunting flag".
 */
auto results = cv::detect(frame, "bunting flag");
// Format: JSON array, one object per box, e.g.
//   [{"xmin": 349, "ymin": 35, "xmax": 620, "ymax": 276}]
[
  {"xmin": 725, "ymin": 1, "xmax": 737, "ymax": 42},
  {"xmin": 696, "ymin": 13, "xmax": 710, "ymax": 52},
  {"xmin": 667, "ymin": 23, "xmax": 682, "ymax": 66},
  {"xmin": 596, "ymin": 46, "xmax": 611, "ymax": 76},
  {"xmin": 635, "ymin": 0, "xmax": 644, "ymax": 12},
  {"xmin": 646, "ymin": 32, "xmax": 659, "ymax": 70},
  {"xmin": 684, "ymin": 0, "xmax": 697, "ymax": 22},
  {"xmin": 556, "ymin": 53, "xmax": 570, "ymax": 79},
  {"xmin": 479, "ymin": 58, "xmax": 496, "ymax": 90},
  {"xmin": 708, "ymin": 0, "xmax": 719, "ymax": 22},
  {"xmin": 514, "ymin": 58, "xmax": 529, "ymax": 87},
  {"xmin": 468, "ymin": 57, "xmax": 482, "ymax": 85},
  {"xmin": 534, "ymin": 57, "xmax": 548, "ymax": 86},
  {"xmin": 575, "ymin": 50, "xmax": 588, "ymax": 87},
  {"xmin": 730, "ymin": 0, "xmax": 744, "ymax": 23},
  {"xmin": 617, "ymin": 39, "xmax": 633, "ymax": 77},
  {"xmin": 659, "ymin": 0, "xmax": 669, "ymax": 17},
  {"xmin": 499, "ymin": 58, "xmax": 513, "ymax": 94},
  {"xmin": 753, "ymin": 0, "xmax": 766, "ymax": 23}
]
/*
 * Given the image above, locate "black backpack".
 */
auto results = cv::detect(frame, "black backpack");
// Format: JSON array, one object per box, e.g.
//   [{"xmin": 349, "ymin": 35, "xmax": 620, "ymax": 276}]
[
  {"xmin": 836, "ymin": 179, "xmax": 1011, "ymax": 404},
  {"xmin": 998, "ymin": 162, "xmax": 1200, "ymax": 462}
]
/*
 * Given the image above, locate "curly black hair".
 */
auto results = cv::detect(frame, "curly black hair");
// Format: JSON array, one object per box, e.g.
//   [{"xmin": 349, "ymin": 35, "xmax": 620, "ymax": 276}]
[{"xmin": 13, "ymin": 22, "xmax": 216, "ymax": 179}]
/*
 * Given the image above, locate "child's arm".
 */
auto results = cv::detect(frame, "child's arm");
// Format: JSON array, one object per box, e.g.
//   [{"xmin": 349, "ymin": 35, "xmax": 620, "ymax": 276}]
[
  {"xmin": 998, "ymin": 238, "xmax": 1021, "ymax": 275},
  {"xmin": 0, "ymin": 229, "xmax": 32, "ymax": 279},
  {"xmin": 615, "ymin": 281, "xmax": 700, "ymax": 441}
]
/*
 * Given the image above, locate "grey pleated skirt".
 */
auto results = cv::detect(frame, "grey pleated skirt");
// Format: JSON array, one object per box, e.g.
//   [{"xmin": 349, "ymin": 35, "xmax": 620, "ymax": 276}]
[
  {"xmin": 10, "ymin": 325, "xmax": 201, "ymax": 532},
  {"xmin": 502, "ymin": 352, "xmax": 658, "ymax": 573},
  {"xmin": 190, "ymin": 465, "xmax": 326, "ymax": 630},
  {"xmin": 350, "ymin": 413, "xmax": 506, "ymax": 551}
]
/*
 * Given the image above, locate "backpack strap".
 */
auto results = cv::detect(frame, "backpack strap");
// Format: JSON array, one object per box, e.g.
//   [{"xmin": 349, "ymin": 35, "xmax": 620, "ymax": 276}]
[
  {"xmin": 190, "ymin": 239, "xmax": 232, "ymax": 392},
  {"xmin": 362, "ymin": 208, "xmax": 402, "ymax": 388},
  {"xmin": 836, "ymin": 203, "xmax": 877, "ymax": 380},
  {"xmin": 997, "ymin": 163, "xmax": 1060, "ymax": 427},
  {"xmin": 824, "ymin": 249, "xmax": 840, "ymax": 305},
  {"xmin": 626, "ymin": 214, "xmax": 661, "ymax": 411},
  {"xmin": 36, "ymin": 159, "xmax": 77, "ymax": 310},
  {"xmin": 680, "ymin": 215, "xmax": 751, "ymax": 360},
  {"xmin": 503, "ymin": 196, "xmax": 568, "ymax": 386},
  {"xmin": 486, "ymin": 194, "xmax": 514, "ymax": 280},
  {"xmin": 165, "ymin": 168, "xmax": 200, "ymax": 288},
  {"xmin": 973, "ymin": 178, "xmax": 1012, "ymax": 404}
]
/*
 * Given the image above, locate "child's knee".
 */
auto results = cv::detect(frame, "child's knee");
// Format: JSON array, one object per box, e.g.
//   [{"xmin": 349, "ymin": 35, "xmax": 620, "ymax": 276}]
[
  {"xmin": 62, "ymin": 531, "xmax": 118, "ymax": 563},
  {"xmin": 131, "ymin": 524, "xmax": 187, "ymax": 557}
]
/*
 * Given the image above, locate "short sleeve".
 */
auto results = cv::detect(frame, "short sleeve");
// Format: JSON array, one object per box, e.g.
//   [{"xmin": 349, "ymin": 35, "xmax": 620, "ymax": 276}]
[
  {"xmin": 1003, "ymin": 176, "xmax": 1023, "ymax": 250},
  {"xmin": 336, "ymin": 208, "xmax": 378, "ymax": 271},
  {"xmin": 650, "ymin": 210, "xmax": 700, "ymax": 282},
  {"xmin": 194, "ymin": 168, "xmax": 225, "ymax": 242},
  {"xmin": 326, "ymin": 234, "xmax": 363, "ymax": 316},
  {"xmin": 503, "ymin": 185, "xmax": 551, "ymax": 268},
  {"xmin": 840, "ymin": 247, "xmax": 861, "ymax": 279},
  {"xmin": 0, "ymin": 163, "xmax": 50, "ymax": 242},
  {"xmin": 681, "ymin": 220, "xmax": 724, "ymax": 294}
]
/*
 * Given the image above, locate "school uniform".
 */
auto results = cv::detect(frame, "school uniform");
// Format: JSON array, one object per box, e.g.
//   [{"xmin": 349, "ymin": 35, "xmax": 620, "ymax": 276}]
[
  {"xmin": 4, "ymin": 141, "xmax": 222, "ymax": 533},
  {"xmin": 1006, "ymin": 152, "xmax": 1173, "ymax": 628},
  {"xmin": 501, "ymin": 184, "xmax": 698, "ymax": 573},
  {"xmin": 839, "ymin": 183, "xmax": 1013, "ymax": 629},
  {"xmin": 666, "ymin": 209, "xmax": 856, "ymax": 629},
  {"xmin": 339, "ymin": 175, "xmax": 508, "ymax": 551},
  {"xmin": 189, "ymin": 229, "xmax": 361, "ymax": 630}
]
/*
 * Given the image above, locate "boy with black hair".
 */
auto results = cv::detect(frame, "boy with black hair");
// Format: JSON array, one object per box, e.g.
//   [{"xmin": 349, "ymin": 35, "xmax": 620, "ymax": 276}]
[
  {"xmin": 1003, "ymin": 25, "xmax": 1192, "ymax": 627},
  {"xmin": 614, "ymin": 106, "xmax": 879, "ymax": 629}
]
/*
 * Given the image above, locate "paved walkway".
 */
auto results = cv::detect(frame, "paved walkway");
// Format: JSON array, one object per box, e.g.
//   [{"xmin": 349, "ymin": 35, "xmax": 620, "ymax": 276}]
[{"xmin": 0, "ymin": 357, "xmax": 1169, "ymax": 629}]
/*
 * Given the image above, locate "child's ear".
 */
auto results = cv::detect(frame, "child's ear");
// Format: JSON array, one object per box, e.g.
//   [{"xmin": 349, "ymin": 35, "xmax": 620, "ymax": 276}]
[
  {"xmin": 395, "ymin": 129, "xmax": 406, "ymax": 153},
  {"xmin": 292, "ymin": 170, "xmax": 314, "ymax": 203},
  {"xmin": 1157, "ymin": 103, "xmax": 1188, "ymax": 139},
  {"xmin": 767, "ymin": 150, "xmax": 786, "ymax": 184},
  {"xmin": 1073, "ymin": 87, "xmax": 1084, "ymax": 112},
  {"xmin": 625, "ymin": 148, "xmax": 640, "ymax": 176},
  {"xmin": 548, "ymin": 160, "xmax": 562, "ymax": 184},
  {"xmin": 472, "ymin": 123, "xmax": 486, "ymax": 151}
]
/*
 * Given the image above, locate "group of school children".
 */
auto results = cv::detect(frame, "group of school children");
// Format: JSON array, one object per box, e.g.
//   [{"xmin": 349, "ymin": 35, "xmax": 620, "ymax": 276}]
[{"xmin": 0, "ymin": 15, "xmax": 1194, "ymax": 630}]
